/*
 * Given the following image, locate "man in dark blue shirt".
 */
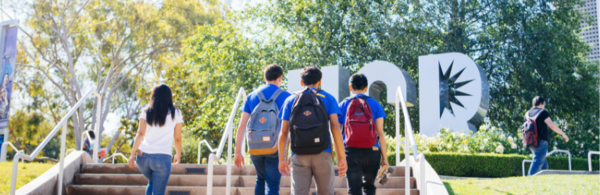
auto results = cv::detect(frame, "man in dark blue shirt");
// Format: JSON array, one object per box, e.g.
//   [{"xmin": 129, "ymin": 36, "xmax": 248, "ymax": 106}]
[
  {"xmin": 234, "ymin": 64, "xmax": 291, "ymax": 195},
  {"xmin": 338, "ymin": 73, "xmax": 389, "ymax": 195},
  {"xmin": 277, "ymin": 66, "xmax": 347, "ymax": 195}
]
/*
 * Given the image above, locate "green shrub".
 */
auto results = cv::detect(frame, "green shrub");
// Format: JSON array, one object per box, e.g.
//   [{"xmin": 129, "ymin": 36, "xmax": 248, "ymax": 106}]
[{"xmin": 387, "ymin": 152, "xmax": 599, "ymax": 177}]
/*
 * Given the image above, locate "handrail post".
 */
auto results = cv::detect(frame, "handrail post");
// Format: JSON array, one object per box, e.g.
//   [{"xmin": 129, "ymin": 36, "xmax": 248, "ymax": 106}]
[
  {"xmin": 522, "ymin": 160, "xmax": 529, "ymax": 176},
  {"xmin": 207, "ymin": 154, "xmax": 215, "ymax": 194},
  {"xmin": 10, "ymin": 153, "xmax": 22, "ymax": 195},
  {"xmin": 226, "ymin": 119, "xmax": 233, "ymax": 195},
  {"xmin": 589, "ymin": 151, "xmax": 600, "ymax": 172},
  {"xmin": 567, "ymin": 151, "xmax": 571, "ymax": 171},
  {"xmin": 92, "ymin": 91, "xmax": 102, "ymax": 163},
  {"xmin": 395, "ymin": 90, "xmax": 401, "ymax": 166},
  {"xmin": 57, "ymin": 122, "xmax": 67, "ymax": 195},
  {"xmin": 405, "ymin": 127, "xmax": 410, "ymax": 195},
  {"xmin": 419, "ymin": 155, "xmax": 427, "ymax": 195}
]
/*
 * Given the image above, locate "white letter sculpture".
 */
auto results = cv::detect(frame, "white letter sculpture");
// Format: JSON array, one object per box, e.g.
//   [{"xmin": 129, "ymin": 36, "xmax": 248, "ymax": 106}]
[
  {"xmin": 419, "ymin": 53, "xmax": 489, "ymax": 136},
  {"xmin": 357, "ymin": 61, "xmax": 416, "ymax": 106},
  {"xmin": 286, "ymin": 63, "xmax": 416, "ymax": 107}
]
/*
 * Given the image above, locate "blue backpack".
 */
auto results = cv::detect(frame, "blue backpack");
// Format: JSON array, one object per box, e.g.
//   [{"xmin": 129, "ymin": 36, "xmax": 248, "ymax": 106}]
[{"xmin": 246, "ymin": 89, "xmax": 284, "ymax": 155}]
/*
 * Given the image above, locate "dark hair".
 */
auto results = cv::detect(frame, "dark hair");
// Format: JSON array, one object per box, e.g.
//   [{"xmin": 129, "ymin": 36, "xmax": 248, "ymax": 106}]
[
  {"xmin": 300, "ymin": 66, "xmax": 322, "ymax": 86},
  {"xmin": 264, "ymin": 64, "xmax": 284, "ymax": 81},
  {"xmin": 87, "ymin": 131, "xmax": 95, "ymax": 139},
  {"xmin": 145, "ymin": 84, "xmax": 176, "ymax": 127},
  {"xmin": 532, "ymin": 96, "xmax": 545, "ymax": 107},
  {"xmin": 349, "ymin": 73, "xmax": 368, "ymax": 90}
]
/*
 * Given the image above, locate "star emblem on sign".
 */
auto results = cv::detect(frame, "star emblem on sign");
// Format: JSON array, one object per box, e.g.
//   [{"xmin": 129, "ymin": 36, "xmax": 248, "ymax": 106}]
[
  {"xmin": 439, "ymin": 60, "xmax": 473, "ymax": 118},
  {"xmin": 259, "ymin": 117, "xmax": 267, "ymax": 124},
  {"xmin": 303, "ymin": 110, "xmax": 312, "ymax": 116}
]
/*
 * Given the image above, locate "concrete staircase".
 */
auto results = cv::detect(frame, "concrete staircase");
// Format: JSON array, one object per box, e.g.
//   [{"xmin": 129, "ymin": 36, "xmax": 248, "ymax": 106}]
[{"xmin": 66, "ymin": 164, "xmax": 419, "ymax": 195}]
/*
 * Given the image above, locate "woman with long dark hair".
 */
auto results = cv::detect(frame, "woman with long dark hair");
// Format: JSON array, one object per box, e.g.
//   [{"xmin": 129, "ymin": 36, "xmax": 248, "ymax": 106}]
[{"xmin": 128, "ymin": 84, "xmax": 183, "ymax": 195}]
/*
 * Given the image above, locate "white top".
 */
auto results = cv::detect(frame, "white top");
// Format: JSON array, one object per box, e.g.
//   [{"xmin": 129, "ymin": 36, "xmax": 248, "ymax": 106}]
[{"xmin": 138, "ymin": 109, "xmax": 184, "ymax": 156}]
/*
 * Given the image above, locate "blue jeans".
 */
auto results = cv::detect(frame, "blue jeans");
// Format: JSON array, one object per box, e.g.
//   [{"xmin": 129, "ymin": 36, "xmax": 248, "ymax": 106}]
[
  {"xmin": 251, "ymin": 154, "xmax": 281, "ymax": 195},
  {"xmin": 136, "ymin": 152, "xmax": 172, "ymax": 195},
  {"xmin": 528, "ymin": 140, "xmax": 549, "ymax": 176}
]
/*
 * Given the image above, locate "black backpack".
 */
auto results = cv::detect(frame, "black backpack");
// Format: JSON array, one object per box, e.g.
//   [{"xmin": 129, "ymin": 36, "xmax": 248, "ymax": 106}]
[{"xmin": 289, "ymin": 88, "xmax": 330, "ymax": 155}]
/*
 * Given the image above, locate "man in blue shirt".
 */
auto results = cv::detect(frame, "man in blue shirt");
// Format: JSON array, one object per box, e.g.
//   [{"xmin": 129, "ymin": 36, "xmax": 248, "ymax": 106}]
[
  {"xmin": 338, "ymin": 73, "xmax": 389, "ymax": 195},
  {"xmin": 277, "ymin": 66, "xmax": 347, "ymax": 195},
  {"xmin": 234, "ymin": 64, "xmax": 291, "ymax": 195}
]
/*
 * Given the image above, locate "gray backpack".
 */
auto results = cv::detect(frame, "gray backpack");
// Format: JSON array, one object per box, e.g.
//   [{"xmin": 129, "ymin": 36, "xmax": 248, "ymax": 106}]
[{"xmin": 246, "ymin": 89, "xmax": 284, "ymax": 155}]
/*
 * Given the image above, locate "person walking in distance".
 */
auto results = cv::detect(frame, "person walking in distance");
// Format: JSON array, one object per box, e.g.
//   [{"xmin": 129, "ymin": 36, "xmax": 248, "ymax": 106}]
[
  {"xmin": 277, "ymin": 66, "xmax": 348, "ymax": 195},
  {"xmin": 234, "ymin": 64, "xmax": 291, "ymax": 195},
  {"xmin": 338, "ymin": 74, "xmax": 389, "ymax": 195},
  {"xmin": 526, "ymin": 96, "xmax": 569, "ymax": 176},
  {"xmin": 128, "ymin": 84, "xmax": 184, "ymax": 195}
]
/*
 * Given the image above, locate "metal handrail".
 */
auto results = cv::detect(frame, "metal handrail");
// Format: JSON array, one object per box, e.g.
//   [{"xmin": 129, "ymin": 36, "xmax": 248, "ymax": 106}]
[
  {"xmin": 103, "ymin": 152, "xmax": 129, "ymax": 164},
  {"xmin": 522, "ymin": 149, "xmax": 572, "ymax": 176},
  {"xmin": 10, "ymin": 89, "xmax": 101, "ymax": 195},
  {"xmin": 589, "ymin": 151, "xmax": 599, "ymax": 172},
  {"xmin": 197, "ymin": 140, "xmax": 217, "ymax": 164},
  {"xmin": 396, "ymin": 86, "xmax": 426, "ymax": 195},
  {"xmin": 4, "ymin": 142, "xmax": 23, "ymax": 154},
  {"xmin": 0, "ymin": 142, "xmax": 24, "ymax": 163},
  {"xmin": 206, "ymin": 87, "xmax": 247, "ymax": 195}
]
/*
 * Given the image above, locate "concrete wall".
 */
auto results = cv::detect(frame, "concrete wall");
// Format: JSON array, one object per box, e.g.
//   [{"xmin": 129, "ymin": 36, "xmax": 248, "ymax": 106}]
[{"xmin": 16, "ymin": 151, "xmax": 92, "ymax": 195}]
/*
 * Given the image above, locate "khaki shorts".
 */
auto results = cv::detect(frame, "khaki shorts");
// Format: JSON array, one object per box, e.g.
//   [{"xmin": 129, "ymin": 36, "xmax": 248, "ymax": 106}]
[{"xmin": 290, "ymin": 151, "xmax": 335, "ymax": 195}]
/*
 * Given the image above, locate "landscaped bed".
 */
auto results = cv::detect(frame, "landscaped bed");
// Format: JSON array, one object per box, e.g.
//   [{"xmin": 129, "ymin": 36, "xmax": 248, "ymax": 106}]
[
  {"xmin": 443, "ymin": 175, "xmax": 599, "ymax": 195},
  {"xmin": 0, "ymin": 162, "xmax": 55, "ymax": 194}
]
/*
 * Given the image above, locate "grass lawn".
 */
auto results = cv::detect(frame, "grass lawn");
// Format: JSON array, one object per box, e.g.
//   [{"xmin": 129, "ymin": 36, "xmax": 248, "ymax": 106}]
[
  {"xmin": 443, "ymin": 175, "xmax": 600, "ymax": 195},
  {"xmin": 0, "ymin": 162, "xmax": 56, "ymax": 194}
]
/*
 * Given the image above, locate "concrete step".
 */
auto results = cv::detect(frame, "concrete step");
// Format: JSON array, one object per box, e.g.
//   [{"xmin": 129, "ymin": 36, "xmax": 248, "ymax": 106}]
[
  {"xmin": 81, "ymin": 164, "xmax": 411, "ymax": 176},
  {"xmin": 75, "ymin": 174, "xmax": 416, "ymax": 188},
  {"xmin": 66, "ymin": 185, "xmax": 420, "ymax": 195}
]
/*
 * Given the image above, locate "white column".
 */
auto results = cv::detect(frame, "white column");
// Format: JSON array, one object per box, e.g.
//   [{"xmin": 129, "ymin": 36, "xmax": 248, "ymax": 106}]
[{"xmin": 0, "ymin": 128, "xmax": 8, "ymax": 162}]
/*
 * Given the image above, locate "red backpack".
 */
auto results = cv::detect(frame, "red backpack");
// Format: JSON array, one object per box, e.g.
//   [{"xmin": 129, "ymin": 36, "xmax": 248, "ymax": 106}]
[
  {"xmin": 344, "ymin": 96, "xmax": 377, "ymax": 148},
  {"xmin": 522, "ymin": 110, "xmax": 542, "ymax": 148}
]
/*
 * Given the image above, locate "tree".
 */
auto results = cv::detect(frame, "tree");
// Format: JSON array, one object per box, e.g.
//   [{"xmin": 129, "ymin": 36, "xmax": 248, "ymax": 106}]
[
  {"xmin": 162, "ymin": 21, "xmax": 266, "ymax": 162},
  {"xmin": 179, "ymin": 0, "xmax": 597, "ymax": 158},
  {"xmin": 18, "ymin": 0, "xmax": 93, "ymax": 149},
  {"xmin": 17, "ymin": 0, "xmax": 222, "ymax": 149}
]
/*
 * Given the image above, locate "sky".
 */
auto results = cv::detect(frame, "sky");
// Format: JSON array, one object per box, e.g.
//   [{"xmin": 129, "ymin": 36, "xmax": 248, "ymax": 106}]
[{"xmin": 230, "ymin": 0, "xmax": 267, "ymax": 11}]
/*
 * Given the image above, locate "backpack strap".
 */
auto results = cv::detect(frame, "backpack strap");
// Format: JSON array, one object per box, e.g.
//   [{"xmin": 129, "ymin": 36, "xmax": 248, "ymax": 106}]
[
  {"xmin": 268, "ymin": 88, "xmax": 284, "ymax": 102},
  {"xmin": 526, "ymin": 109, "xmax": 545, "ymax": 120},
  {"xmin": 358, "ymin": 95, "xmax": 370, "ymax": 100},
  {"xmin": 343, "ymin": 95, "xmax": 370, "ymax": 103},
  {"xmin": 257, "ymin": 88, "xmax": 285, "ymax": 103},
  {"xmin": 256, "ymin": 91, "xmax": 269, "ymax": 102}
]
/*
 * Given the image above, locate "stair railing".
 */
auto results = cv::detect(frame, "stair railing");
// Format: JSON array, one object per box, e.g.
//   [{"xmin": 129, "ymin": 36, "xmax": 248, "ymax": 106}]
[
  {"xmin": 197, "ymin": 140, "xmax": 217, "ymax": 164},
  {"xmin": 103, "ymin": 152, "xmax": 129, "ymax": 164},
  {"xmin": 206, "ymin": 87, "xmax": 247, "ymax": 195},
  {"xmin": 396, "ymin": 86, "xmax": 427, "ymax": 195},
  {"xmin": 0, "ymin": 142, "xmax": 24, "ymax": 162},
  {"xmin": 589, "ymin": 151, "xmax": 599, "ymax": 172},
  {"xmin": 521, "ymin": 149, "xmax": 571, "ymax": 176},
  {"xmin": 10, "ymin": 88, "xmax": 101, "ymax": 195}
]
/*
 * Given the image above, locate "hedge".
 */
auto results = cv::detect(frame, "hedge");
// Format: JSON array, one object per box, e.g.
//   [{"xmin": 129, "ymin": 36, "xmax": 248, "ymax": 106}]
[{"xmin": 387, "ymin": 152, "xmax": 599, "ymax": 178}]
